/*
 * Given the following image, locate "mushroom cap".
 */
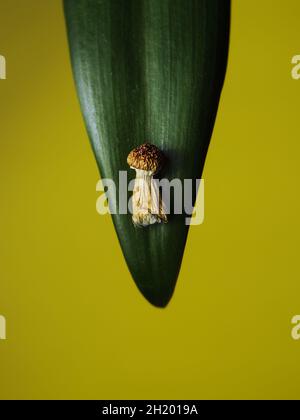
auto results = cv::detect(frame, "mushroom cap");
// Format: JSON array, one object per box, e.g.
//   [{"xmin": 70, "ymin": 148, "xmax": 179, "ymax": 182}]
[{"xmin": 127, "ymin": 143, "xmax": 165, "ymax": 174}]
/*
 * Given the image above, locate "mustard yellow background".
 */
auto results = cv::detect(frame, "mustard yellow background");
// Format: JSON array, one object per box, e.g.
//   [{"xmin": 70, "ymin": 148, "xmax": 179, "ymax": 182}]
[{"xmin": 0, "ymin": 0, "xmax": 300, "ymax": 399}]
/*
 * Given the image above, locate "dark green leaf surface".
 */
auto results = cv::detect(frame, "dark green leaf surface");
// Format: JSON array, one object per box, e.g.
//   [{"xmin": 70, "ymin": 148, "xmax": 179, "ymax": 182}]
[{"xmin": 64, "ymin": 0, "xmax": 230, "ymax": 307}]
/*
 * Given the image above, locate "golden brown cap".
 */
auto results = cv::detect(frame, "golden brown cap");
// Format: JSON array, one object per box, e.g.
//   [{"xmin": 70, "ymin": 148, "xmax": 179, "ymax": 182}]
[{"xmin": 127, "ymin": 143, "xmax": 165, "ymax": 174}]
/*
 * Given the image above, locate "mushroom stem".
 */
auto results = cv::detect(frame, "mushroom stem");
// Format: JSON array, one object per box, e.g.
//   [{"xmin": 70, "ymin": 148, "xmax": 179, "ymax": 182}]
[{"xmin": 131, "ymin": 169, "xmax": 167, "ymax": 227}]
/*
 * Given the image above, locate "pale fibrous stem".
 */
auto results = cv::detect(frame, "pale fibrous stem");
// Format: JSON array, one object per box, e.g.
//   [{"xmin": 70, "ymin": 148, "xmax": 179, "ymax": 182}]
[{"xmin": 131, "ymin": 168, "xmax": 167, "ymax": 227}]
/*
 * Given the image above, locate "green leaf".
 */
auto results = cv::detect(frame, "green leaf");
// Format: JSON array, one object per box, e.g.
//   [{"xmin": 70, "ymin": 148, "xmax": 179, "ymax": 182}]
[{"xmin": 64, "ymin": 0, "xmax": 230, "ymax": 307}]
